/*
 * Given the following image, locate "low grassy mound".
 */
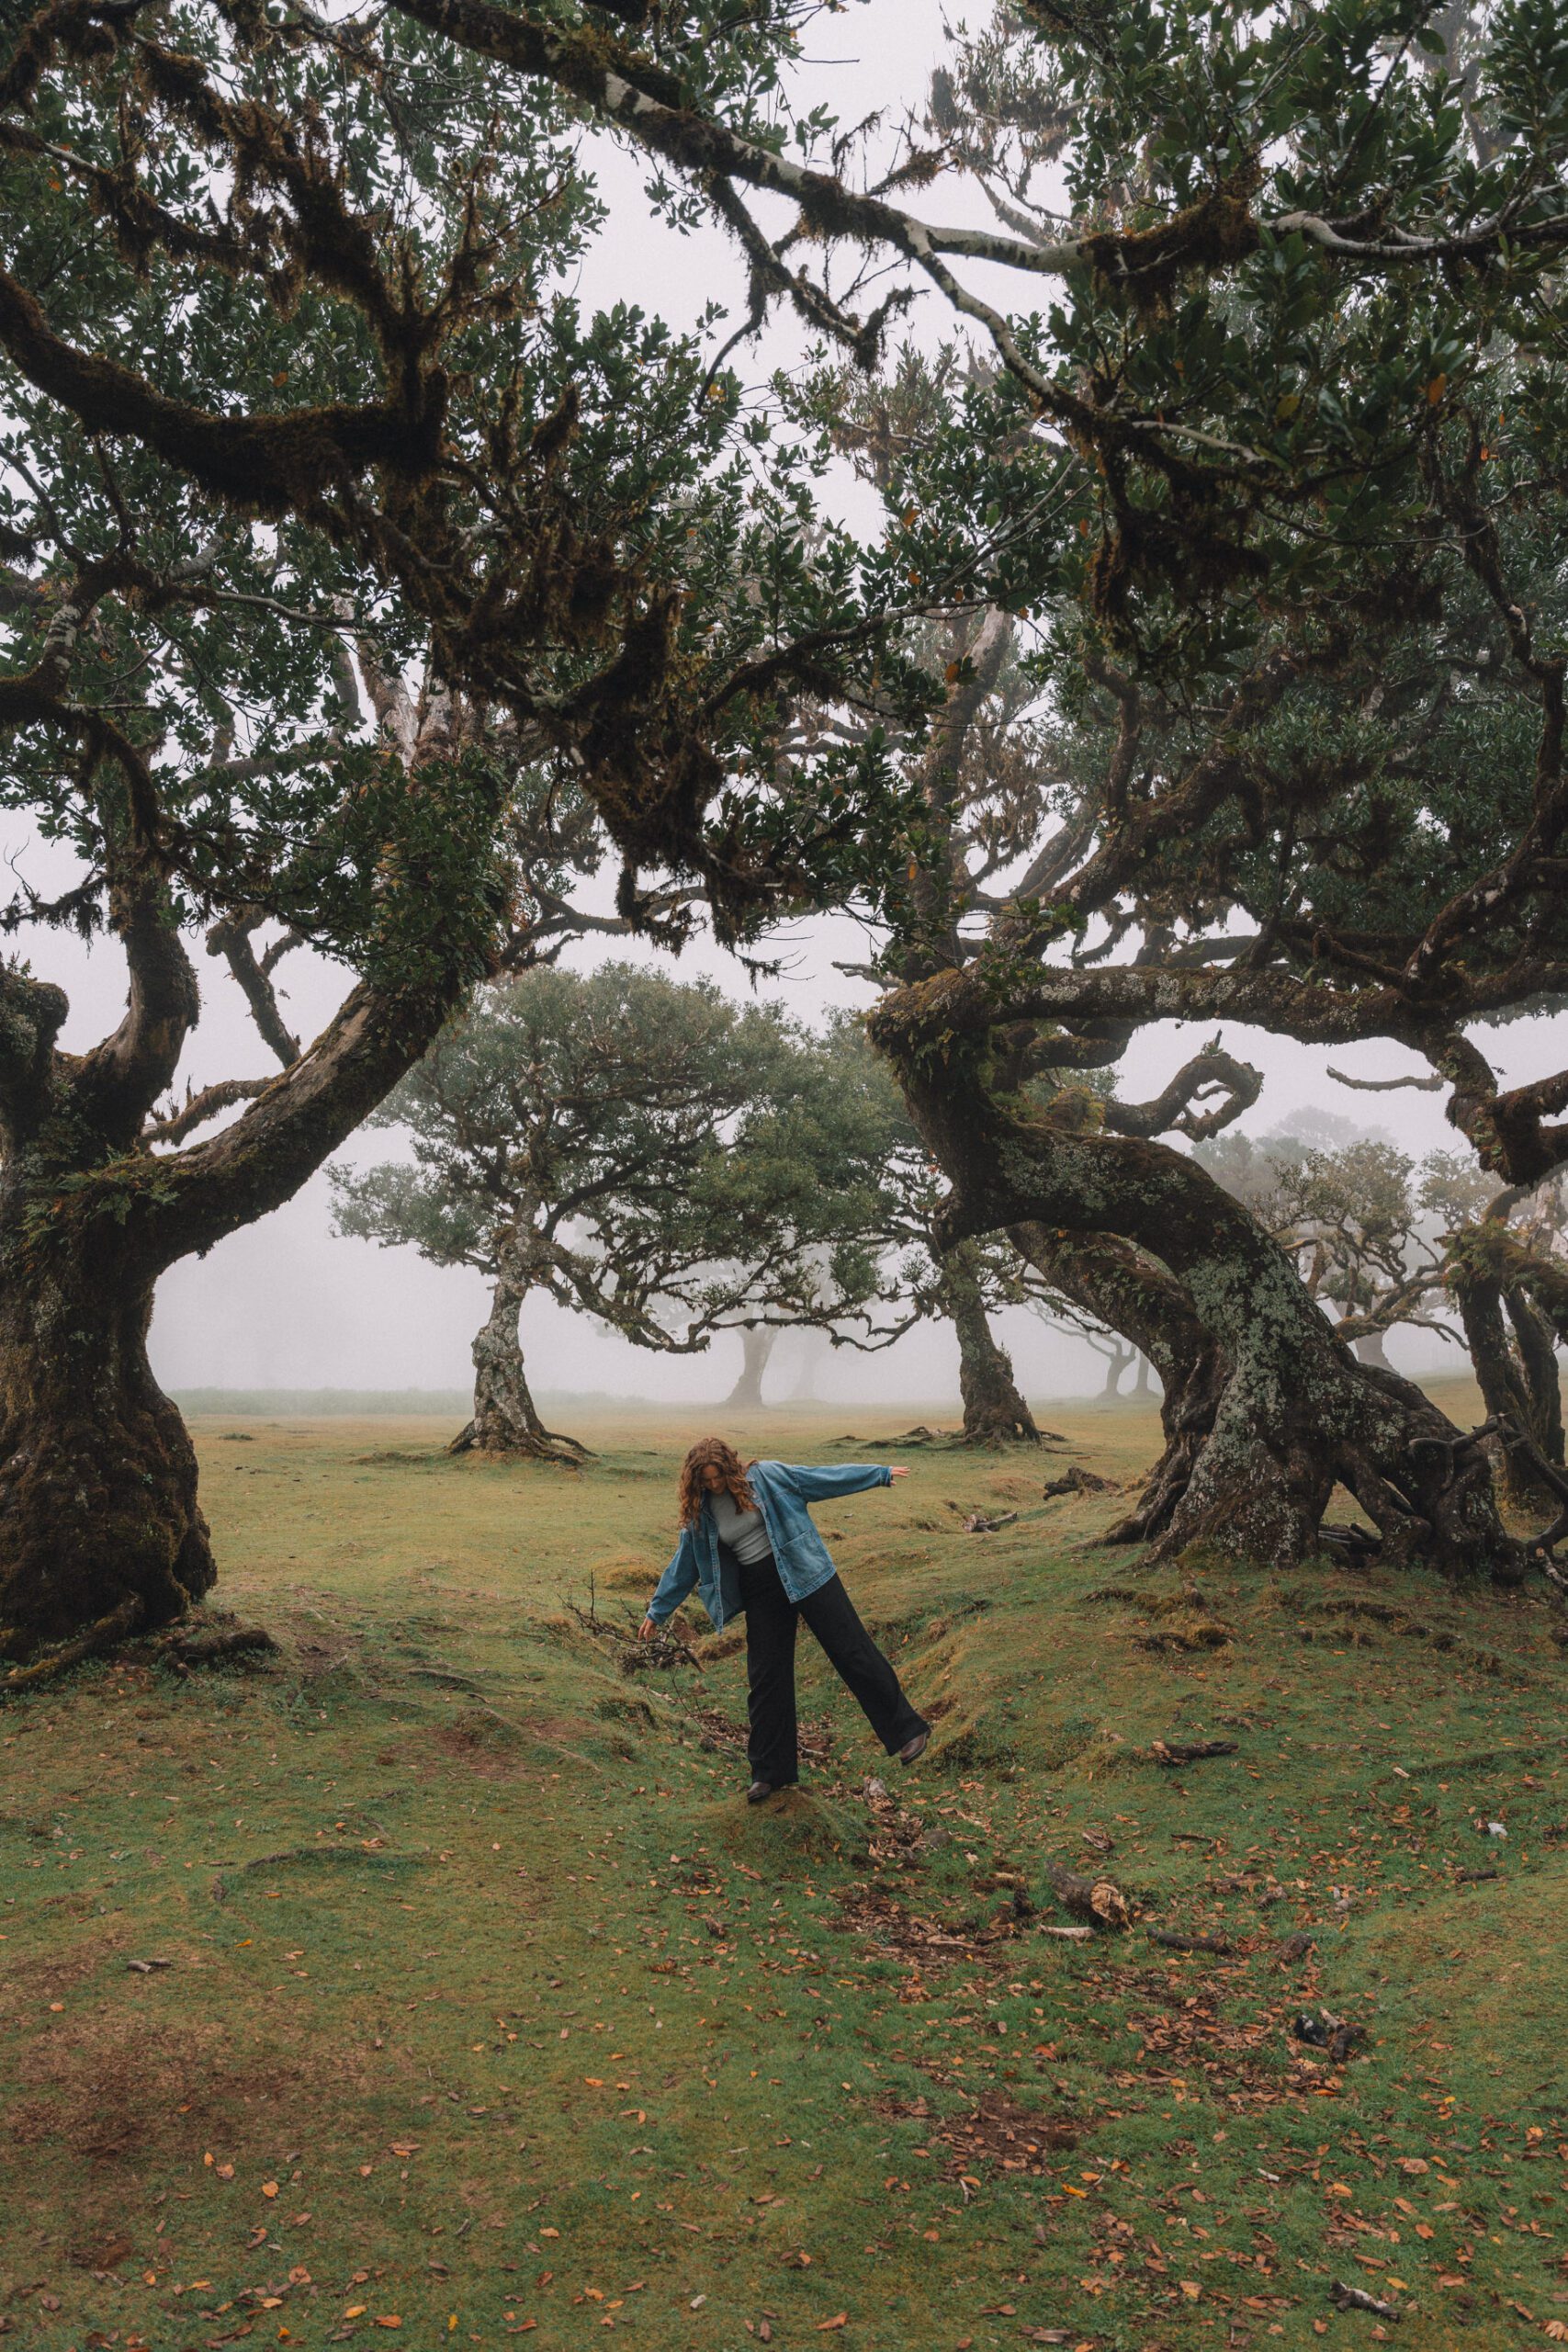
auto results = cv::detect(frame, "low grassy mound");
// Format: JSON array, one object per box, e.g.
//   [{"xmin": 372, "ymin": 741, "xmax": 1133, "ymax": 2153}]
[{"xmin": 2, "ymin": 1398, "xmax": 1565, "ymax": 2350}]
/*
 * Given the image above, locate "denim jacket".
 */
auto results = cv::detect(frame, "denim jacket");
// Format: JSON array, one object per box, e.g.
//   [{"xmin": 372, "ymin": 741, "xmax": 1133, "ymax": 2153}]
[{"xmin": 646, "ymin": 1461, "xmax": 893, "ymax": 1631}]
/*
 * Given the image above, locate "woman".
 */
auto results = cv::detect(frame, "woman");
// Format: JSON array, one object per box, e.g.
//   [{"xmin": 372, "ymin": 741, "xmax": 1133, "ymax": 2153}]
[{"xmin": 640, "ymin": 1439, "xmax": 930, "ymax": 1803}]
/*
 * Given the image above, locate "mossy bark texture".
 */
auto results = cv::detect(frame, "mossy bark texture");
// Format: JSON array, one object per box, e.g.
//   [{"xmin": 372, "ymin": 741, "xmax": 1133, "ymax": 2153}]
[
  {"xmin": 881, "ymin": 1006, "xmax": 1518, "ymax": 1578},
  {"xmin": 0, "ymin": 1215, "xmax": 214, "ymax": 1656},
  {"xmin": 0, "ymin": 922, "xmax": 484, "ymax": 1657},
  {"xmin": 1010, "ymin": 1220, "xmax": 1227, "ymax": 1545}
]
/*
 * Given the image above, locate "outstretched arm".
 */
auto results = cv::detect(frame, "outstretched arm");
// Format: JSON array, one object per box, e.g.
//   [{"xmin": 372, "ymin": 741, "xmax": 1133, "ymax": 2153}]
[{"xmin": 783, "ymin": 1464, "xmax": 907, "ymax": 1500}]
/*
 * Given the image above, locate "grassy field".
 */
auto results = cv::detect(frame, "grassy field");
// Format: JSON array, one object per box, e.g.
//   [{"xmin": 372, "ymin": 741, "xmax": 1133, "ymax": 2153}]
[{"xmin": 4, "ymin": 1385, "xmax": 1566, "ymax": 2352}]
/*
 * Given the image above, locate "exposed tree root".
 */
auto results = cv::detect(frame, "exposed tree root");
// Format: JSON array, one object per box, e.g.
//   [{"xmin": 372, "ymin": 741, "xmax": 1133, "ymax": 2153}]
[
  {"xmin": 448, "ymin": 1419, "xmax": 592, "ymax": 1464},
  {"xmin": 0, "ymin": 1601, "xmax": 279, "ymax": 1698},
  {"xmin": 144, "ymin": 1622, "xmax": 277, "ymax": 1668},
  {"xmin": 1147, "ymin": 1926, "xmax": 1233, "ymax": 1954},
  {"xmin": 0, "ymin": 1592, "xmax": 142, "ymax": 1694}
]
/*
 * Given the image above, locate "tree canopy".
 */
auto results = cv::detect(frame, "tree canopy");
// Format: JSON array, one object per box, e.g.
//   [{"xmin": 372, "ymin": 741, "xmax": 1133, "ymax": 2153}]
[{"xmin": 0, "ymin": 0, "xmax": 924, "ymax": 1660}]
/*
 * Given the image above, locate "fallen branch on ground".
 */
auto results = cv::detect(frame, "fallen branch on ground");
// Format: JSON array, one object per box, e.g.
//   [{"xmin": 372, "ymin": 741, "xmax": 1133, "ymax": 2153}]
[
  {"xmin": 1147, "ymin": 1927, "xmax": 1233, "ymax": 1954},
  {"xmin": 147, "ymin": 1623, "xmax": 277, "ymax": 1668},
  {"xmin": 569, "ymin": 1588, "xmax": 695, "ymax": 1672},
  {"xmin": 1329, "ymin": 2280, "xmax": 1402, "ymax": 2321},
  {"xmin": 1150, "ymin": 1736, "xmax": 1239, "ymax": 1766},
  {"xmin": 1042, "ymin": 1854, "xmax": 1131, "ymax": 1930}
]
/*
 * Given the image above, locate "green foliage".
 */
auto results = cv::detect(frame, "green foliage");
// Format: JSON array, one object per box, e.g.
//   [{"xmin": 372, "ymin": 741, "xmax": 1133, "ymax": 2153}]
[{"xmin": 330, "ymin": 964, "xmax": 903, "ymax": 1345}]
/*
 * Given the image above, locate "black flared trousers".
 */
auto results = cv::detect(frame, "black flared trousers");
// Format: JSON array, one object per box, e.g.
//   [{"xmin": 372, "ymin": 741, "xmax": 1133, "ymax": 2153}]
[{"xmin": 739, "ymin": 1549, "xmax": 927, "ymax": 1786}]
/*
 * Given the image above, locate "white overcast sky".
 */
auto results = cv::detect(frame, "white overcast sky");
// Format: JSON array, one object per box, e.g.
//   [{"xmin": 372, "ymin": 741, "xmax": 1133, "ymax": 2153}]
[{"xmin": 16, "ymin": 0, "xmax": 1564, "ymax": 1407}]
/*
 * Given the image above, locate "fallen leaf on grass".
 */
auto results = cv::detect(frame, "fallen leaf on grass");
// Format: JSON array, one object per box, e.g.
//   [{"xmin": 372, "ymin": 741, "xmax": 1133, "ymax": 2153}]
[
  {"xmin": 817, "ymin": 2319, "xmax": 848, "ymax": 2334},
  {"xmin": 261, "ymin": 2181, "xmax": 279, "ymax": 2199}
]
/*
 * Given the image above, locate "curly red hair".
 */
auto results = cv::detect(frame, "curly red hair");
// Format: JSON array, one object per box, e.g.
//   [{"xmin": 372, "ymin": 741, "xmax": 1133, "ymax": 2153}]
[{"xmin": 677, "ymin": 1437, "xmax": 757, "ymax": 1529}]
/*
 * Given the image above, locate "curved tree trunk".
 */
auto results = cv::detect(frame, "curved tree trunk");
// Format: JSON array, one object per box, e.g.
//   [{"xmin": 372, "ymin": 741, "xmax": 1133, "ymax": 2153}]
[
  {"xmin": 0, "ymin": 805, "xmax": 505, "ymax": 1659},
  {"xmin": 1131, "ymin": 1349, "xmax": 1155, "ymax": 1398},
  {"xmin": 450, "ymin": 1263, "xmax": 588, "ymax": 1463},
  {"xmin": 1096, "ymin": 1340, "xmax": 1134, "ymax": 1399},
  {"xmin": 938, "ymin": 1239, "xmax": 1039, "ymax": 1443},
  {"xmin": 1505, "ymin": 1288, "xmax": 1564, "ymax": 1467},
  {"xmin": 1450, "ymin": 1261, "xmax": 1563, "ymax": 1512},
  {"xmin": 0, "ymin": 1215, "xmax": 214, "ymax": 1659},
  {"xmin": 1353, "ymin": 1328, "xmax": 1393, "ymax": 1371},
  {"xmin": 873, "ymin": 1002, "xmax": 1517, "ymax": 1578},
  {"xmin": 726, "ymin": 1324, "xmax": 777, "ymax": 1410},
  {"xmin": 1011, "ymin": 1223, "xmax": 1226, "ymax": 1546}
]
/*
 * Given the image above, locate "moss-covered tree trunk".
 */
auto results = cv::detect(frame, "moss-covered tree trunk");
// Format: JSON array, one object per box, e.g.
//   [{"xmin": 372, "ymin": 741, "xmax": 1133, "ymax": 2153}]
[
  {"xmin": 937, "ymin": 1239, "xmax": 1038, "ymax": 1442},
  {"xmin": 1450, "ymin": 1260, "xmax": 1563, "ymax": 1511},
  {"xmin": 1010, "ymin": 1222, "xmax": 1226, "ymax": 1545},
  {"xmin": 0, "ymin": 869, "xmax": 502, "ymax": 1663},
  {"xmin": 874, "ymin": 998, "xmax": 1518, "ymax": 1577},
  {"xmin": 0, "ymin": 1200, "xmax": 214, "ymax": 1659}
]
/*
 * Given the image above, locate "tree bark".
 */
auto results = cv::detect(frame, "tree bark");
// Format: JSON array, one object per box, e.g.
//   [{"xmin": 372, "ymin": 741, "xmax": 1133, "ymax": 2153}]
[
  {"xmin": 726, "ymin": 1324, "xmax": 777, "ymax": 1410},
  {"xmin": 450, "ymin": 1259, "xmax": 588, "ymax": 1463},
  {"xmin": 0, "ymin": 1219, "xmax": 214, "ymax": 1657},
  {"xmin": 872, "ymin": 995, "xmax": 1518, "ymax": 1578},
  {"xmin": 0, "ymin": 808, "xmax": 504, "ymax": 1657},
  {"xmin": 1450, "ymin": 1260, "xmax": 1563, "ymax": 1512},
  {"xmin": 937, "ymin": 1238, "xmax": 1039, "ymax": 1443},
  {"xmin": 1353, "ymin": 1328, "xmax": 1392, "ymax": 1371},
  {"xmin": 1010, "ymin": 1223, "xmax": 1227, "ymax": 1547}
]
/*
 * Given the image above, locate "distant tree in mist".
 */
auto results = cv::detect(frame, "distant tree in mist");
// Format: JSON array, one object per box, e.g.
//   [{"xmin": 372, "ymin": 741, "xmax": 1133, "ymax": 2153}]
[{"xmin": 331, "ymin": 967, "xmax": 895, "ymax": 1460}]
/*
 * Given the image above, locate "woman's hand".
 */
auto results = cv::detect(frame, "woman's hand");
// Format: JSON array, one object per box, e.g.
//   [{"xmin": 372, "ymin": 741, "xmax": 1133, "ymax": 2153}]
[
  {"xmin": 637, "ymin": 1615, "xmax": 659, "ymax": 1641},
  {"xmin": 888, "ymin": 1465, "xmax": 909, "ymax": 1482}
]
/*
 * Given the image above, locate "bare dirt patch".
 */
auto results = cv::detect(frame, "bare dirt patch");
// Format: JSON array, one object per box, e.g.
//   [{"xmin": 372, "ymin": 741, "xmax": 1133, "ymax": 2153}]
[
  {"xmin": 838, "ymin": 1883, "xmax": 1023, "ymax": 1970},
  {"xmin": 880, "ymin": 2087, "xmax": 1079, "ymax": 2177},
  {"xmin": 8, "ymin": 2009, "xmax": 359, "ymax": 2165}
]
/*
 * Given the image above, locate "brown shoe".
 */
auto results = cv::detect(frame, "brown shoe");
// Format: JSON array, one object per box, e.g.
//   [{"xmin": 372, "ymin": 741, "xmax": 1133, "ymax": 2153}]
[
  {"xmin": 897, "ymin": 1729, "xmax": 930, "ymax": 1767},
  {"xmin": 747, "ymin": 1779, "xmax": 778, "ymax": 1804}
]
